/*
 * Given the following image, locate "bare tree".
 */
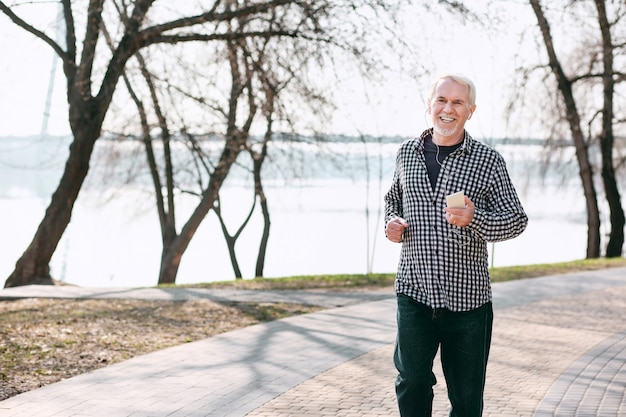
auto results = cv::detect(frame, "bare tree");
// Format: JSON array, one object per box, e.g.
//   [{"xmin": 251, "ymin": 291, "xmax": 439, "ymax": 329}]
[
  {"xmin": 521, "ymin": 0, "xmax": 626, "ymax": 259},
  {"xmin": 2, "ymin": 0, "xmax": 322, "ymax": 287},
  {"xmin": 528, "ymin": 0, "xmax": 601, "ymax": 258},
  {"xmin": 142, "ymin": 31, "xmax": 264, "ymax": 284},
  {"xmin": 211, "ymin": 25, "xmax": 282, "ymax": 280}
]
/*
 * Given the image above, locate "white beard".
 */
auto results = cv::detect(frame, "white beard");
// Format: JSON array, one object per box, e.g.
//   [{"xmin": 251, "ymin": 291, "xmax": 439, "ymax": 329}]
[{"xmin": 433, "ymin": 124, "xmax": 458, "ymax": 138}]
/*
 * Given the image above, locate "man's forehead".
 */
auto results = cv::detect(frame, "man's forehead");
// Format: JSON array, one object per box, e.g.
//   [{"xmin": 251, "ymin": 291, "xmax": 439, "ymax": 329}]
[{"xmin": 433, "ymin": 79, "xmax": 470, "ymax": 100}]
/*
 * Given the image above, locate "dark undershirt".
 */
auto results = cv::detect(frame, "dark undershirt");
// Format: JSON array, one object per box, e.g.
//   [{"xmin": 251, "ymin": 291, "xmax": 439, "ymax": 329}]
[{"xmin": 423, "ymin": 135, "xmax": 463, "ymax": 191}]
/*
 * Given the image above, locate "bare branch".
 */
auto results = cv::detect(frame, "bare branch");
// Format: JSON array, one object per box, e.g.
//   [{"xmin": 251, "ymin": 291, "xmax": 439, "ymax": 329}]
[{"xmin": 0, "ymin": 1, "xmax": 67, "ymax": 59}]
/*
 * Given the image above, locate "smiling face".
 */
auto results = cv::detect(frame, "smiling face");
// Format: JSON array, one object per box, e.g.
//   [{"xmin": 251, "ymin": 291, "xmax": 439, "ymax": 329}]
[{"xmin": 427, "ymin": 77, "xmax": 477, "ymax": 145}]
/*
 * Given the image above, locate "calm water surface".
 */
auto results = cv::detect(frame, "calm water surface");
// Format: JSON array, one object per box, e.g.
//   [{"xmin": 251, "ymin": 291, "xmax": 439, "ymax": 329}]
[{"xmin": 0, "ymin": 136, "xmax": 588, "ymax": 287}]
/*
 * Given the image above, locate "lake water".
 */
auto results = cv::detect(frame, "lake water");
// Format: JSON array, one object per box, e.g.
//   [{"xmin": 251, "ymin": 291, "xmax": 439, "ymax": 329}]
[{"xmin": 0, "ymin": 136, "xmax": 589, "ymax": 288}]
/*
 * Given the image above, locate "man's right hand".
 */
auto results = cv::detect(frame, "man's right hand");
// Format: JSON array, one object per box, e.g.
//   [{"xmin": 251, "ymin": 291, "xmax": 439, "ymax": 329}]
[{"xmin": 386, "ymin": 217, "xmax": 409, "ymax": 243}]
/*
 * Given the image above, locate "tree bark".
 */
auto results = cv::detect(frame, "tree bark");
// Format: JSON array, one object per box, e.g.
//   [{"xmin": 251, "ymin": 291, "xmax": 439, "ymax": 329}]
[
  {"xmin": 5, "ymin": 126, "xmax": 99, "ymax": 286},
  {"xmin": 157, "ymin": 138, "xmax": 244, "ymax": 284},
  {"xmin": 254, "ymin": 150, "xmax": 271, "ymax": 278},
  {"xmin": 595, "ymin": 0, "xmax": 624, "ymax": 257},
  {"xmin": 213, "ymin": 194, "xmax": 251, "ymax": 280}
]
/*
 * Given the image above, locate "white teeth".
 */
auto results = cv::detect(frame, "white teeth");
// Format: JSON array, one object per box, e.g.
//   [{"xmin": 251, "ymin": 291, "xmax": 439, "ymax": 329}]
[{"xmin": 441, "ymin": 117, "xmax": 454, "ymax": 122}]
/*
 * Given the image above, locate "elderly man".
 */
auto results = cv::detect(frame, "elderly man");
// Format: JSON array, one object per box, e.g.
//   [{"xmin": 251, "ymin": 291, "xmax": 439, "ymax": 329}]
[{"xmin": 384, "ymin": 74, "xmax": 528, "ymax": 417}]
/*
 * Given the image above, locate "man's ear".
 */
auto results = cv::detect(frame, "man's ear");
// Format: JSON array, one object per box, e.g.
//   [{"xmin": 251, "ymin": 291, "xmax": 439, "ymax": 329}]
[{"xmin": 468, "ymin": 104, "xmax": 477, "ymax": 119}]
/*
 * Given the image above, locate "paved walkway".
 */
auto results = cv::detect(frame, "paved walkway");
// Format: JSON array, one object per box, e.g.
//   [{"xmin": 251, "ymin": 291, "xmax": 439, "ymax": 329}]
[
  {"xmin": 1, "ymin": 268, "xmax": 626, "ymax": 416},
  {"xmin": 0, "ymin": 285, "xmax": 392, "ymax": 308}
]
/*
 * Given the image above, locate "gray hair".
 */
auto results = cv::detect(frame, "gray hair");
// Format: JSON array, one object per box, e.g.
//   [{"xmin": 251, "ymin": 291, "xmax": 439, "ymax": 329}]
[{"xmin": 428, "ymin": 73, "xmax": 476, "ymax": 106}]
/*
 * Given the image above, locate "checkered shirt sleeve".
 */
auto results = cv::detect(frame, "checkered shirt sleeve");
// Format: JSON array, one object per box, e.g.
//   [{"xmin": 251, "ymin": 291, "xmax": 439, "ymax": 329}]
[{"xmin": 384, "ymin": 130, "xmax": 528, "ymax": 311}]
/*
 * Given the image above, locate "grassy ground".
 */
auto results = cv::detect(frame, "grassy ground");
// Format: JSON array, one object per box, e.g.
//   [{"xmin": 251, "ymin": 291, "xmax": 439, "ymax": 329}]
[
  {"xmin": 2, "ymin": 257, "xmax": 626, "ymax": 401},
  {"xmin": 171, "ymin": 257, "xmax": 626, "ymax": 290}
]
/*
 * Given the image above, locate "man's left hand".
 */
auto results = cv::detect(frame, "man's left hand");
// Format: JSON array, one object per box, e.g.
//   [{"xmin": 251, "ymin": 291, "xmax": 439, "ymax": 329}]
[{"xmin": 444, "ymin": 196, "xmax": 475, "ymax": 227}]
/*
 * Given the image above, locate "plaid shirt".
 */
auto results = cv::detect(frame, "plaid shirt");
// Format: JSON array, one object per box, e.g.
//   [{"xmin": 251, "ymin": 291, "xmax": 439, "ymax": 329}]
[{"xmin": 385, "ymin": 129, "xmax": 528, "ymax": 311}]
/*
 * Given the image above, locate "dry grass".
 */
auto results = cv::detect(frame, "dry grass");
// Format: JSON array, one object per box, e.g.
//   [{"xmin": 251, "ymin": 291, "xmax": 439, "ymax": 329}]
[{"xmin": 0, "ymin": 297, "xmax": 320, "ymax": 401}]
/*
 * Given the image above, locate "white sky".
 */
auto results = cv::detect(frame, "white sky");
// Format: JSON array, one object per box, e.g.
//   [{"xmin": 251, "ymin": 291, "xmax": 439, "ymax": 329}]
[{"xmin": 0, "ymin": 3, "xmax": 538, "ymax": 139}]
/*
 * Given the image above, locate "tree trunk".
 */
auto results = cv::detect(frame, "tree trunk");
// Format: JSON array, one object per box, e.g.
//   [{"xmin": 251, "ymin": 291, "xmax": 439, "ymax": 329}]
[
  {"xmin": 254, "ymin": 158, "xmax": 270, "ymax": 278},
  {"xmin": 596, "ymin": 0, "xmax": 624, "ymax": 257},
  {"xmin": 215, "ymin": 198, "xmax": 245, "ymax": 279},
  {"xmin": 157, "ymin": 139, "xmax": 243, "ymax": 285},
  {"xmin": 530, "ymin": 0, "xmax": 601, "ymax": 258},
  {"xmin": 602, "ymin": 152, "xmax": 624, "ymax": 257},
  {"xmin": 5, "ymin": 125, "xmax": 100, "ymax": 287}
]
